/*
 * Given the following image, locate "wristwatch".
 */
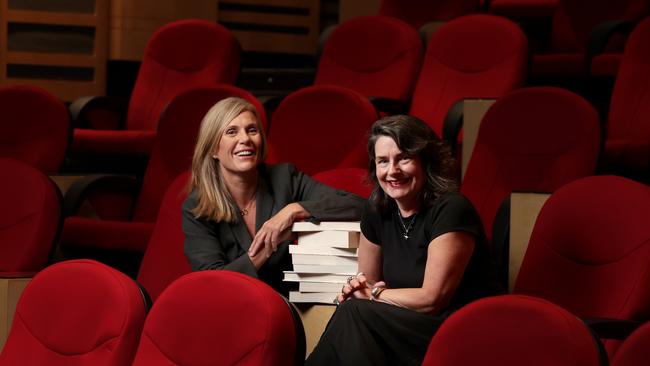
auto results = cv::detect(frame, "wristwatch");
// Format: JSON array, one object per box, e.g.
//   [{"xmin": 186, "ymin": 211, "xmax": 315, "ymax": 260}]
[{"xmin": 370, "ymin": 285, "xmax": 386, "ymax": 301}]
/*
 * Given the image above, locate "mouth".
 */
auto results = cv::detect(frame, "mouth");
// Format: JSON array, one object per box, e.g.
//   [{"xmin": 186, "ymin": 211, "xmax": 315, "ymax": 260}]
[
  {"xmin": 386, "ymin": 178, "xmax": 411, "ymax": 188},
  {"xmin": 234, "ymin": 149, "xmax": 256, "ymax": 157}
]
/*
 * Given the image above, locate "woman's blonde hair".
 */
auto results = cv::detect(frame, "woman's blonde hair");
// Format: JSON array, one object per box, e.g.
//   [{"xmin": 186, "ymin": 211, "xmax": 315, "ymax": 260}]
[{"xmin": 190, "ymin": 97, "xmax": 267, "ymax": 222}]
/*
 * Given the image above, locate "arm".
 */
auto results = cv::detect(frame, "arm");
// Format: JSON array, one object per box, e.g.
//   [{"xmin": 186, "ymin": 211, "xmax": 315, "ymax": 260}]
[
  {"xmin": 375, "ymin": 231, "xmax": 475, "ymax": 314},
  {"xmin": 249, "ymin": 164, "xmax": 365, "ymax": 256},
  {"xmin": 182, "ymin": 200, "xmax": 259, "ymax": 277}
]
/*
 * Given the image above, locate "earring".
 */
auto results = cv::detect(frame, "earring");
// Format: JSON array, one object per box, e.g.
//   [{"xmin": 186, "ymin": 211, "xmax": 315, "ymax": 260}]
[{"xmin": 212, "ymin": 155, "xmax": 218, "ymax": 159}]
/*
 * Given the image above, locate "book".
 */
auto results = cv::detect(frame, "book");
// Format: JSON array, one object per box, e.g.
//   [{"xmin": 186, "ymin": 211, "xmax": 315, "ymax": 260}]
[
  {"xmin": 299, "ymin": 282, "xmax": 347, "ymax": 293},
  {"xmin": 292, "ymin": 264, "xmax": 357, "ymax": 274},
  {"xmin": 283, "ymin": 271, "xmax": 351, "ymax": 283},
  {"xmin": 289, "ymin": 244, "xmax": 358, "ymax": 257},
  {"xmin": 291, "ymin": 253, "xmax": 358, "ymax": 265},
  {"xmin": 297, "ymin": 230, "xmax": 359, "ymax": 248},
  {"xmin": 292, "ymin": 221, "xmax": 361, "ymax": 232},
  {"xmin": 289, "ymin": 291, "xmax": 339, "ymax": 304}
]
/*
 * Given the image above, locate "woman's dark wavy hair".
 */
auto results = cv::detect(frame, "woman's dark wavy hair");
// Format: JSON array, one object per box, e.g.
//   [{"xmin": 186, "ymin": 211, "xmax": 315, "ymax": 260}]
[{"xmin": 367, "ymin": 115, "xmax": 458, "ymax": 212}]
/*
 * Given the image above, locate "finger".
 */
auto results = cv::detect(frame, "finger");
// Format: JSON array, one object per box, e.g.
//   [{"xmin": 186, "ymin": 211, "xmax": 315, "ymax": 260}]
[{"xmin": 248, "ymin": 236, "xmax": 262, "ymax": 256}]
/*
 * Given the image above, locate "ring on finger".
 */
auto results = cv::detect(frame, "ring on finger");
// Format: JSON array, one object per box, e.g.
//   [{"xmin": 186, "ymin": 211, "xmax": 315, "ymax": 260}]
[{"xmin": 346, "ymin": 275, "xmax": 355, "ymax": 284}]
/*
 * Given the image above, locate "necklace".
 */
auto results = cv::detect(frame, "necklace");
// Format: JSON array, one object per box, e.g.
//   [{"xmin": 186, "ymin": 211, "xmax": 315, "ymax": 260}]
[
  {"xmin": 239, "ymin": 191, "xmax": 256, "ymax": 217},
  {"xmin": 397, "ymin": 211, "xmax": 417, "ymax": 240}
]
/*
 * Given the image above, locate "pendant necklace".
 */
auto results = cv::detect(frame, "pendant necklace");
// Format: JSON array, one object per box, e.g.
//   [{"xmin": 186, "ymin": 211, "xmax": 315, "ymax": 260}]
[
  {"xmin": 397, "ymin": 210, "xmax": 417, "ymax": 240},
  {"xmin": 239, "ymin": 190, "xmax": 257, "ymax": 217}
]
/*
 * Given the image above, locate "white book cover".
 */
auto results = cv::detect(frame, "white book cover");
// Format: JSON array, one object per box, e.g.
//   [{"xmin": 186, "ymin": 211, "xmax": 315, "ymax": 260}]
[
  {"xmin": 289, "ymin": 291, "xmax": 339, "ymax": 304},
  {"xmin": 297, "ymin": 231, "xmax": 359, "ymax": 248},
  {"xmin": 283, "ymin": 271, "xmax": 351, "ymax": 283},
  {"xmin": 292, "ymin": 221, "xmax": 361, "ymax": 232},
  {"xmin": 291, "ymin": 253, "xmax": 359, "ymax": 265},
  {"xmin": 289, "ymin": 244, "xmax": 358, "ymax": 257},
  {"xmin": 299, "ymin": 282, "xmax": 346, "ymax": 293},
  {"xmin": 292, "ymin": 264, "xmax": 357, "ymax": 274}
]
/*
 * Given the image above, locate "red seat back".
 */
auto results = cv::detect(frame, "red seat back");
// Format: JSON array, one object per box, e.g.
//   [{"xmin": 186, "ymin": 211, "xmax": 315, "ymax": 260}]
[
  {"xmin": 126, "ymin": 19, "xmax": 240, "ymax": 132},
  {"xmin": 423, "ymin": 295, "xmax": 603, "ymax": 365},
  {"xmin": 515, "ymin": 176, "xmax": 650, "ymax": 356},
  {"xmin": 611, "ymin": 321, "xmax": 650, "ymax": 366},
  {"xmin": 461, "ymin": 87, "xmax": 600, "ymax": 241},
  {"xmin": 0, "ymin": 259, "xmax": 147, "ymax": 366},
  {"xmin": 0, "ymin": 158, "xmax": 60, "ymax": 274},
  {"xmin": 0, "ymin": 86, "xmax": 69, "ymax": 173},
  {"xmin": 409, "ymin": 14, "xmax": 527, "ymax": 136},
  {"xmin": 312, "ymin": 168, "xmax": 372, "ymax": 199},
  {"xmin": 132, "ymin": 270, "xmax": 302, "ymax": 366},
  {"xmin": 604, "ymin": 16, "xmax": 650, "ymax": 172},
  {"xmin": 267, "ymin": 85, "xmax": 377, "ymax": 175},
  {"xmin": 137, "ymin": 172, "xmax": 192, "ymax": 302},
  {"xmin": 315, "ymin": 15, "xmax": 422, "ymax": 102}
]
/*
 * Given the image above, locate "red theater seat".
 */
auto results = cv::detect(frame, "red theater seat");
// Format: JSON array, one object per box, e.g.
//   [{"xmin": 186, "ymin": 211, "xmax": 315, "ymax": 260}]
[
  {"xmin": 423, "ymin": 295, "xmax": 605, "ymax": 366},
  {"xmin": 601, "ymin": 17, "xmax": 650, "ymax": 179},
  {"xmin": 312, "ymin": 168, "xmax": 372, "ymax": 199},
  {"xmin": 267, "ymin": 85, "xmax": 377, "ymax": 175},
  {"xmin": 132, "ymin": 270, "xmax": 305, "ymax": 366},
  {"xmin": 0, "ymin": 260, "xmax": 148, "ymax": 366},
  {"xmin": 70, "ymin": 20, "xmax": 240, "ymax": 164},
  {"xmin": 136, "ymin": 172, "xmax": 191, "ymax": 302},
  {"xmin": 0, "ymin": 158, "xmax": 60, "ymax": 275},
  {"xmin": 315, "ymin": 15, "xmax": 423, "ymax": 106},
  {"xmin": 461, "ymin": 87, "xmax": 600, "ymax": 242},
  {"xmin": 611, "ymin": 321, "xmax": 650, "ymax": 366},
  {"xmin": 514, "ymin": 175, "xmax": 650, "ymax": 356},
  {"xmin": 408, "ymin": 14, "xmax": 527, "ymax": 142},
  {"xmin": 0, "ymin": 86, "xmax": 70, "ymax": 174}
]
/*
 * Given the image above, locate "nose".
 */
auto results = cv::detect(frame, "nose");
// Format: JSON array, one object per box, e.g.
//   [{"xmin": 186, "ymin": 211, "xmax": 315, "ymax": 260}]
[
  {"xmin": 387, "ymin": 161, "xmax": 401, "ymax": 176},
  {"xmin": 237, "ymin": 129, "xmax": 251, "ymax": 143}
]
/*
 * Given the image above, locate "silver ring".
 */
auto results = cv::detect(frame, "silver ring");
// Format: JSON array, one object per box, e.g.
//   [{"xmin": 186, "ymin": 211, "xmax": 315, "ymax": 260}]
[
  {"xmin": 356, "ymin": 272, "xmax": 364, "ymax": 278},
  {"xmin": 346, "ymin": 275, "xmax": 355, "ymax": 284}
]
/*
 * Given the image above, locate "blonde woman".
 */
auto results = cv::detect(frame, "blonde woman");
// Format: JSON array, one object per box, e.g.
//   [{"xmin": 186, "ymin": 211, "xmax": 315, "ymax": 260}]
[{"xmin": 182, "ymin": 97, "xmax": 364, "ymax": 294}]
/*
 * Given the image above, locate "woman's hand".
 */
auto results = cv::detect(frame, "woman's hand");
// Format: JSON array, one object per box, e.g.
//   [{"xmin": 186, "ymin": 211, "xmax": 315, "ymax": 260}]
[
  {"xmin": 336, "ymin": 273, "xmax": 386, "ymax": 304},
  {"xmin": 248, "ymin": 203, "xmax": 308, "ymax": 258}
]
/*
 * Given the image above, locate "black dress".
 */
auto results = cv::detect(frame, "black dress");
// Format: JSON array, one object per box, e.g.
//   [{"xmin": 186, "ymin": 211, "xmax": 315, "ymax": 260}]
[{"xmin": 306, "ymin": 193, "xmax": 499, "ymax": 366}]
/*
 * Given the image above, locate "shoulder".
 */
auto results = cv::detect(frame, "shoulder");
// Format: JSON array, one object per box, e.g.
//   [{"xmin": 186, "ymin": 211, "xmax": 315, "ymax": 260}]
[
  {"xmin": 433, "ymin": 192, "xmax": 475, "ymax": 213},
  {"xmin": 182, "ymin": 189, "xmax": 199, "ymax": 211}
]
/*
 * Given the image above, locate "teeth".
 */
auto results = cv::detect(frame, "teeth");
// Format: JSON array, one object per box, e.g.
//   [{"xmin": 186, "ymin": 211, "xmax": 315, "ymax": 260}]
[{"xmin": 235, "ymin": 151, "xmax": 254, "ymax": 156}]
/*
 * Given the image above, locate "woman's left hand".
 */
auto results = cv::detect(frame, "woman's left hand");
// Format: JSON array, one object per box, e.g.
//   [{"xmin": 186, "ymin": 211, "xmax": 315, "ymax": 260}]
[
  {"xmin": 248, "ymin": 203, "xmax": 306, "ymax": 257},
  {"xmin": 337, "ymin": 273, "xmax": 384, "ymax": 304}
]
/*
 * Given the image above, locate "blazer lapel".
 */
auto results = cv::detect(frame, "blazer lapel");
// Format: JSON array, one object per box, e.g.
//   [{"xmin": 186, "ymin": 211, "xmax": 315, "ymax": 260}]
[{"xmin": 256, "ymin": 175, "xmax": 275, "ymax": 233}]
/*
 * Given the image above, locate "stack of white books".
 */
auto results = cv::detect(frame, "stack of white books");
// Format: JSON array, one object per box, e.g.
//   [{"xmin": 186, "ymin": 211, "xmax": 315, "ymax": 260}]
[{"xmin": 284, "ymin": 221, "xmax": 360, "ymax": 304}]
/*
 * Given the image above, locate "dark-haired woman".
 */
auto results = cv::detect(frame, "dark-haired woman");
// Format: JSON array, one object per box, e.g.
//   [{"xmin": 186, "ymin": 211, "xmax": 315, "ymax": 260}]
[{"xmin": 306, "ymin": 115, "xmax": 499, "ymax": 366}]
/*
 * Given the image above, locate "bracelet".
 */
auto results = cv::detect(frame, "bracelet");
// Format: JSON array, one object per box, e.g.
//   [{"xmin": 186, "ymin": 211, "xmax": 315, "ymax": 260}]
[{"xmin": 370, "ymin": 284, "xmax": 386, "ymax": 301}]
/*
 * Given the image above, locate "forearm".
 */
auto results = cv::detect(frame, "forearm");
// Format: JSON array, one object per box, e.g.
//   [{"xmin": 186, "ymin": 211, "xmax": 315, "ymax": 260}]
[{"xmin": 374, "ymin": 287, "xmax": 451, "ymax": 315}]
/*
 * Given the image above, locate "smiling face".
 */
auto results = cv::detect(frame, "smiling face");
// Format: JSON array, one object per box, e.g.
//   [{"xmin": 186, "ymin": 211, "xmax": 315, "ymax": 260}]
[
  {"xmin": 374, "ymin": 136, "xmax": 425, "ymax": 212},
  {"xmin": 214, "ymin": 111, "xmax": 262, "ymax": 177}
]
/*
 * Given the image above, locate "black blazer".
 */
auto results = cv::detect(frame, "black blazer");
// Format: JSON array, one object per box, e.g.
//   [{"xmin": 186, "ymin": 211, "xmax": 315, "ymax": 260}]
[{"xmin": 182, "ymin": 163, "xmax": 365, "ymax": 294}]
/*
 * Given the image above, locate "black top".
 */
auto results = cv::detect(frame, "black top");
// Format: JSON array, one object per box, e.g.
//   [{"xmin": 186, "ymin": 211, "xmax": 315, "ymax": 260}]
[
  {"xmin": 183, "ymin": 163, "xmax": 365, "ymax": 295},
  {"xmin": 361, "ymin": 192, "xmax": 498, "ymax": 310}
]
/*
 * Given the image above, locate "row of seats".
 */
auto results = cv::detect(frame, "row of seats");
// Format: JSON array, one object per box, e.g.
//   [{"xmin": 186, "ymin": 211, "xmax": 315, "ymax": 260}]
[
  {"xmin": 4, "ymin": 14, "xmax": 650, "ymax": 181},
  {"xmin": 3, "ymin": 154, "xmax": 648, "ymax": 362},
  {"xmin": 0, "ymin": 260, "xmax": 303, "ymax": 366}
]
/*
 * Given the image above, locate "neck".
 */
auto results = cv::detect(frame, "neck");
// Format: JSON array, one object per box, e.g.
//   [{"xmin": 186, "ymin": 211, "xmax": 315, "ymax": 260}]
[
  {"xmin": 221, "ymin": 168, "xmax": 258, "ymax": 206},
  {"xmin": 396, "ymin": 199, "xmax": 419, "ymax": 217}
]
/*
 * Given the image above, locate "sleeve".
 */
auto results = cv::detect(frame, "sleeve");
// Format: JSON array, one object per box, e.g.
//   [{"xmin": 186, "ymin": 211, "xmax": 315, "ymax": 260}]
[
  {"xmin": 360, "ymin": 203, "xmax": 382, "ymax": 245},
  {"xmin": 182, "ymin": 194, "xmax": 258, "ymax": 278},
  {"xmin": 428, "ymin": 193, "xmax": 484, "ymax": 242},
  {"xmin": 286, "ymin": 164, "xmax": 366, "ymax": 221}
]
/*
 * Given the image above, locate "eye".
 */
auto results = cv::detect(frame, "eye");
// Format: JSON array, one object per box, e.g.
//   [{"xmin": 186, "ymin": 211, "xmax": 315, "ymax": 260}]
[
  {"xmin": 400, "ymin": 156, "xmax": 412, "ymax": 163},
  {"xmin": 247, "ymin": 126, "xmax": 258, "ymax": 134},
  {"xmin": 225, "ymin": 128, "xmax": 237, "ymax": 136},
  {"xmin": 376, "ymin": 158, "xmax": 388, "ymax": 166}
]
